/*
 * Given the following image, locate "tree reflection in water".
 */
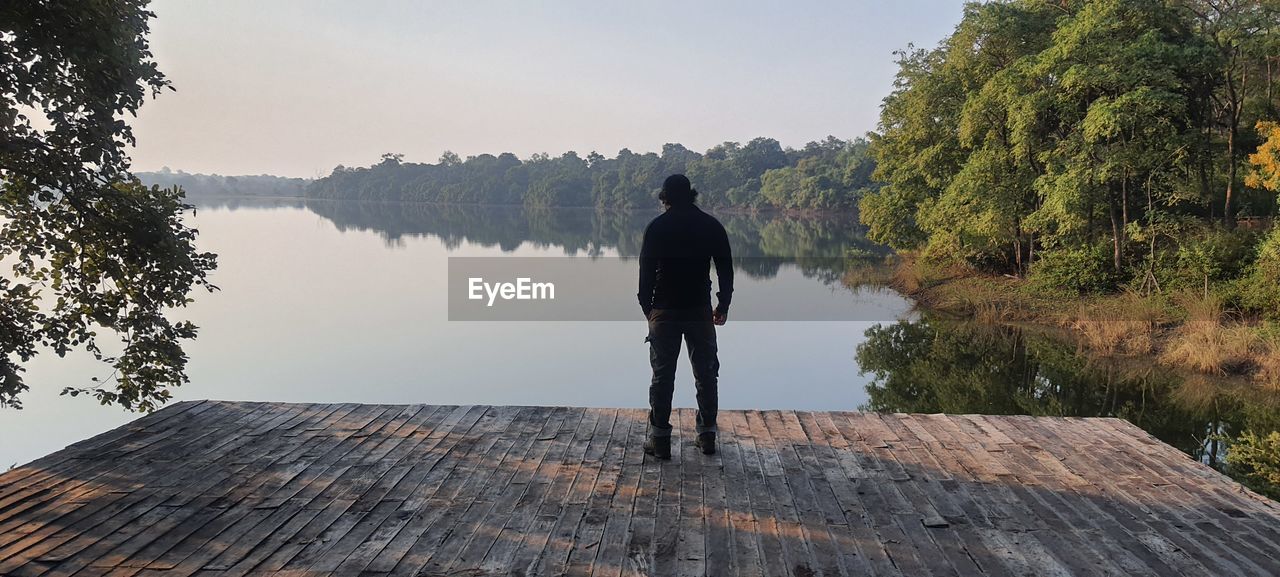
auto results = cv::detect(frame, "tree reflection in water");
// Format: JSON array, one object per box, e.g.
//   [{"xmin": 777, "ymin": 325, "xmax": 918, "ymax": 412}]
[
  {"xmin": 856, "ymin": 313, "xmax": 1280, "ymax": 472},
  {"xmin": 301, "ymin": 199, "xmax": 887, "ymax": 286}
]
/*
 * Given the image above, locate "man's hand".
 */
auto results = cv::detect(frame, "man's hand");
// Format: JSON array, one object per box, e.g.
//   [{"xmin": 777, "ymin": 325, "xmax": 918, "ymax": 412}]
[{"xmin": 712, "ymin": 310, "xmax": 727, "ymax": 326}]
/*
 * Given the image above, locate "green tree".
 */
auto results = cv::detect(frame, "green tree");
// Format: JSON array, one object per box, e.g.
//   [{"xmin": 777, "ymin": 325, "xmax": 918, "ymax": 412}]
[
  {"xmin": 860, "ymin": 44, "xmax": 962, "ymax": 251},
  {"xmin": 1227, "ymin": 430, "xmax": 1280, "ymax": 498},
  {"xmin": 1, "ymin": 1, "xmax": 217, "ymax": 409},
  {"xmin": 860, "ymin": 0, "xmax": 1280, "ymax": 296},
  {"xmin": 1184, "ymin": 0, "xmax": 1278, "ymax": 226},
  {"xmin": 862, "ymin": 2, "xmax": 1057, "ymax": 271},
  {"xmin": 1033, "ymin": 0, "xmax": 1216, "ymax": 272},
  {"xmin": 761, "ymin": 137, "xmax": 878, "ymax": 211}
]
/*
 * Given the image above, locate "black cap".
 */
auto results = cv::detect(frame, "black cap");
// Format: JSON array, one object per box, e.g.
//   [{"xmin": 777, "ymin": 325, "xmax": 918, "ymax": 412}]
[{"xmin": 660, "ymin": 174, "xmax": 696, "ymax": 205}]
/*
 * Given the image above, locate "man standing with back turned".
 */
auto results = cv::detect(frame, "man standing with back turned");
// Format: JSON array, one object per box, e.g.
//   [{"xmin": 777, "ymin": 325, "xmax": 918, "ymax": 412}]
[{"xmin": 638, "ymin": 174, "xmax": 733, "ymax": 460}]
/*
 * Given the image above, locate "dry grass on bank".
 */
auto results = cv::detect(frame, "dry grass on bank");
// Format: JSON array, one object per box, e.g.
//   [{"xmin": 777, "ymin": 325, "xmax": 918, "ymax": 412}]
[
  {"xmin": 1072, "ymin": 292, "xmax": 1170, "ymax": 355},
  {"xmin": 889, "ymin": 258, "xmax": 1033, "ymax": 323},
  {"xmin": 890, "ymin": 256, "xmax": 932, "ymax": 296},
  {"xmin": 1260, "ymin": 336, "xmax": 1280, "ymax": 391},
  {"xmin": 842, "ymin": 260, "xmax": 898, "ymax": 290},
  {"xmin": 1161, "ymin": 294, "xmax": 1256, "ymax": 376}
]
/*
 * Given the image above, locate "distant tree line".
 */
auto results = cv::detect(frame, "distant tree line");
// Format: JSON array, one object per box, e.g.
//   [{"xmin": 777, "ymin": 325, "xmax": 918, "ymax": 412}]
[
  {"xmin": 860, "ymin": 0, "xmax": 1280, "ymax": 307},
  {"xmin": 138, "ymin": 168, "xmax": 309, "ymax": 197},
  {"xmin": 305, "ymin": 137, "xmax": 879, "ymax": 212}
]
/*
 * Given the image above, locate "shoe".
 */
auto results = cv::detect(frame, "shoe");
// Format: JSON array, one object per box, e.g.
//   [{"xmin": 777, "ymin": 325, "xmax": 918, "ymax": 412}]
[
  {"xmin": 644, "ymin": 436, "xmax": 671, "ymax": 460},
  {"xmin": 694, "ymin": 432, "xmax": 716, "ymax": 455}
]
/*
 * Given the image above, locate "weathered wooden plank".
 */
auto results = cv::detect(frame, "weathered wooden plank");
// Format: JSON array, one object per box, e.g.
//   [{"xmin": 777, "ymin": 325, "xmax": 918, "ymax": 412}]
[
  {"xmin": 259, "ymin": 406, "xmax": 430, "ymax": 573},
  {"xmin": 0, "ymin": 402, "xmax": 241, "ymax": 539},
  {"xmin": 425, "ymin": 407, "xmax": 553, "ymax": 575},
  {"xmin": 563, "ymin": 408, "xmax": 624, "ymax": 575},
  {"xmin": 0, "ymin": 401, "xmax": 208, "ymax": 508},
  {"xmin": 525, "ymin": 408, "xmax": 603, "ymax": 576},
  {"xmin": 998, "ymin": 416, "xmax": 1246, "ymax": 575},
  {"xmin": 477, "ymin": 406, "xmax": 580, "ymax": 574},
  {"xmin": 716, "ymin": 411, "xmax": 763, "ymax": 577},
  {"xmin": 616, "ymin": 408, "xmax": 655, "ymax": 577},
  {"xmin": 829, "ymin": 411, "xmax": 933, "ymax": 576},
  {"xmin": 486, "ymin": 407, "xmax": 587, "ymax": 576},
  {"xmin": 377, "ymin": 406, "xmax": 526, "ymax": 575},
  {"xmin": 768, "ymin": 411, "xmax": 841, "ymax": 577},
  {"xmin": 796, "ymin": 410, "xmax": 888, "ymax": 577},
  {"xmin": 723, "ymin": 411, "xmax": 786, "ymax": 577},
  {"xmin": 583, "ymin": 409, "xmax": 639, "ymax": 577},
  {"xmin": 197, "ymin": 500, "xmax": 307, "ymax": 573},
  {"xmin": 993, "ymin": 417, "xmax": 1223, "ymax": 575}
]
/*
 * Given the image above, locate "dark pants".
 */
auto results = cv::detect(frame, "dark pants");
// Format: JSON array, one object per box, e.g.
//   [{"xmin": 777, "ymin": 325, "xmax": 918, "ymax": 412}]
[{"xmin": 646, "ymin": 307, "xmax": 719, "ymax": 438}]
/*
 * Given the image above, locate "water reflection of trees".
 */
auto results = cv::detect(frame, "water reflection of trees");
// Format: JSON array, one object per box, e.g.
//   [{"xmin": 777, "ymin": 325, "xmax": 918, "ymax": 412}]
[
  {"xmin": 297, "ymin": 200, "xmax": 886, "ymax": 280},
  {"xmin": 191, "ymin": 196, "xmax": 308, "ymax": 212},
  {"xmin": 856, "ymin": 314, "xmax": 1280, "ymax": 468}
]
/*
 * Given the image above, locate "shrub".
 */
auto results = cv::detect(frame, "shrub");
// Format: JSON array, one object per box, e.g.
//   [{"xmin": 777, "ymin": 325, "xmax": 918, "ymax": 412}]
[
  {"xmin": 1226, "ymin": 430, "xmax": 1280, "ymax": 500},
  {"xmin": 1233, "ymin": 228, "xmax": 1280, "ymax": 319},
  {"xmin": 1169, "ymin": 228, "xmax": 1259, "ymax": 294},
  {"xmin": 1032, "ymin": 242, "xmax": 1120, "ymax": 294}
]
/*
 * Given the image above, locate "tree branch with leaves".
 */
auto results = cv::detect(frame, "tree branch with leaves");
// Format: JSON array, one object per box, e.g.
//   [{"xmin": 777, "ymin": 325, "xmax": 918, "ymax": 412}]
[{"xmin": 0, "ymin": 0, "xmax": 217, "ymax": 410}]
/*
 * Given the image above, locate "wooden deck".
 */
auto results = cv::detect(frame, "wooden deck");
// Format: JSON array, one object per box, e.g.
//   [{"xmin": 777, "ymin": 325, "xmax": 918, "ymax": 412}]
[{"xmin": 1, "ymin": 401, "xmax": 1278, "ymax": 577}]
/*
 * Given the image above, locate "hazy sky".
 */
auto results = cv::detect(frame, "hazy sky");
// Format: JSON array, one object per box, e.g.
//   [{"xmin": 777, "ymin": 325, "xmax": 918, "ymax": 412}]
[{"xmin": 131, "ymin": 1, "xmax": 965, "ymax": 178}]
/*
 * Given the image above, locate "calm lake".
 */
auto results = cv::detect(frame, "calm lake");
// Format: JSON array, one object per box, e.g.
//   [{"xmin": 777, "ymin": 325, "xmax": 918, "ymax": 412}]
[{"xmin": 1, "ymin": 199, "xmax": 1263, "ymax": 469}]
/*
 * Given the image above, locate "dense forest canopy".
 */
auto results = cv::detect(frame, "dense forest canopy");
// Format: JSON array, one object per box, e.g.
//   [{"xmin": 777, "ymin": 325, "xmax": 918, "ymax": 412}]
[
  {"xmin": 860, "ymin": 0, "xmax": 1280, "ymax": 309},
  {"xmin": 306, "ymin": 137, "xmax": 879, "ymax": 212}
]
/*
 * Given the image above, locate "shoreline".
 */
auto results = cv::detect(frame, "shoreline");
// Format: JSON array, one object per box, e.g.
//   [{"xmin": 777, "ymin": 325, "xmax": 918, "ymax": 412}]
[
  {"xmin": 204, "ymin": 193, "xmax": 857, "ymax": 218},
  {"xmin": 856, "ymin": 255, "xmax": 1280, "ymax": 390}
]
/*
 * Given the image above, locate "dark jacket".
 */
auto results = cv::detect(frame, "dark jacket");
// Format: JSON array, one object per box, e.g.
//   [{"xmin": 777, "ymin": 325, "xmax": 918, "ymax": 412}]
[{"xmin": 637, "ymin": 204, "xmax": 734, "ymax": 316}]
